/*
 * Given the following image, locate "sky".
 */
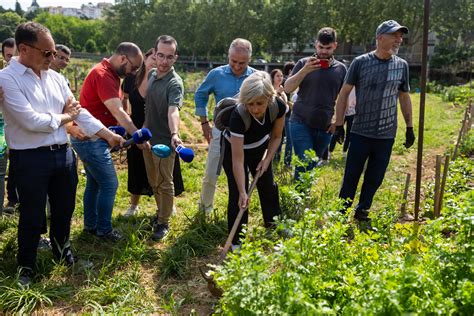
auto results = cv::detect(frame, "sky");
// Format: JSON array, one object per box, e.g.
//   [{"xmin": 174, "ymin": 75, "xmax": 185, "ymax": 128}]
[{"xmin": 1, "ymin": 0, "xmax": 115, "ymax": 10}]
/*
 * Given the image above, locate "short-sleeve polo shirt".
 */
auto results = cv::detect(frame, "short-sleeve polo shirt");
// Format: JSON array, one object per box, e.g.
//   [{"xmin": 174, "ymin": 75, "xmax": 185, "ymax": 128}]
[
  {"xmin": 79, "ymin": 59, "xmax": 122, "ymax": 127},
  {"xmin": 145, "ymin": 68, "xmax": 184, "ymax": 146}
]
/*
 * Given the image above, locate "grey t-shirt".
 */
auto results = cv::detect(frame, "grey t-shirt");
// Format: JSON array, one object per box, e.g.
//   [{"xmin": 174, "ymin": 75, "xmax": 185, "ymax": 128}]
[
  {"xmin": 290, "ymin": 57, "xmax": 347, "ymax": 129},
  {"xmin": 145, "ymin": 68, "xmax": 184, "ymax": 147},
  {"xmin": 346, "ymin": 52, "xmax": 410, "ymax": 139}
]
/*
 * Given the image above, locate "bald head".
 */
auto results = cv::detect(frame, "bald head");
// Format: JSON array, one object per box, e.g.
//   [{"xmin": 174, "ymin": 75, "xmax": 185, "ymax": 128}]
[
  {"xmin": 111, "ymin": 42, "xmax": 143, "ymax": 78},
  {"xmin": 115, "ymin": 42, "xmax": 142, "ymax": 59}
]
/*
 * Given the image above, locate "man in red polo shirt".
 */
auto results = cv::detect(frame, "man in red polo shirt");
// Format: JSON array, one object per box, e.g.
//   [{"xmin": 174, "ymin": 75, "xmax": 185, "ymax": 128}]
[{"xmin": 71, "ymin": 42, "xmax": 147, "ymax": 242}]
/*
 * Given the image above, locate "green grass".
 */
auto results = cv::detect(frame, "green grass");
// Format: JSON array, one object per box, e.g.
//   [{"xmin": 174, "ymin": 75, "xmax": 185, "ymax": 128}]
[{"xmin": 0, "ymin": 86, "xmax": 470, "ymax": 314}]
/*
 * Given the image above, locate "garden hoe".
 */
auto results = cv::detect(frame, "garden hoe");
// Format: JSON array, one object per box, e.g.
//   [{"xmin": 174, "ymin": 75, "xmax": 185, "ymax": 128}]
[{"xmin": 200, "ymin": 169, "xmax": 262, "ymax": 298}]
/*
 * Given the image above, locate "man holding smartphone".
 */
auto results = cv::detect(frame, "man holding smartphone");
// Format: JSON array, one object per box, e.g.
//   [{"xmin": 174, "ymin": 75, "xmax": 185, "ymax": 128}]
[{"xmin": 284, "ymin": 27, "xmax": 347, "ymax": 182}]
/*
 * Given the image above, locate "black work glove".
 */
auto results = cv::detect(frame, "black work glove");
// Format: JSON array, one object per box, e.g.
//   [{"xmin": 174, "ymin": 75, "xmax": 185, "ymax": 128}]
[
  {"xmin": 333, "ymin": 125, "xmax": 345, "ymax": 144},
  {"xmin": 404, "ymin": 127, "xmax": 415, "ymax": 148}
]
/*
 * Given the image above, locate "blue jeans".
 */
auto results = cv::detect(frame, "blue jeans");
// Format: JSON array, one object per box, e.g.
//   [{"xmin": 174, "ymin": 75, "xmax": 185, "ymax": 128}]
[
  {"xmin": 290, "ymin": 120, "xmax": 332, "ymax": 180},
  {"xmin": 339, "ymin": 133, "xmax": 394, "ymax": 219},
  {"xmin": 71, "ymin": 138, "xmax": 118, "ymax": 235}
]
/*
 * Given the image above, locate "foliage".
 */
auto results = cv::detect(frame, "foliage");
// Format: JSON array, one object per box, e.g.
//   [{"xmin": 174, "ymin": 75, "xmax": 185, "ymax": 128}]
[
  {"xmin": 0, "ymin": 278, "xmax": 73, "ymax": 314},
  {"xmin": 101, "ymin": 0, "xmax": 471, "ymax": 56},
  {"xmin": 34, "ymin": 12, "xmax": 106, "ymax": 53},
  {"xmin": 0, "ymin": 12, "xmax": 25, "ymax": 40},
  {"xmin": 0, "ymin": 0, "xmax": 472, "ymax": 58},
  {"xmin": 426, "ymin": 81, "xmax": 473, "ymax": 104},
  {"xmin": 214, "ymin": 157, "xmax": 474, "ymax": 314},
  {"xmin": 430, "ymin": 44, "xmax": 474, "ymax": 74},
  {"xmin": 14, "ymin": 1, "xmax": 24, "ymax": 17},
  {"xmin": 460, "ymin": 130, "xmax": 474, "ymax": 157},
  {"xmin": 0, "ymin": 73, "xmax": 469, "ymax": 313},
  {"xmin": 84, "ymin": 39, "xmax": 98, "ymax": 53}
]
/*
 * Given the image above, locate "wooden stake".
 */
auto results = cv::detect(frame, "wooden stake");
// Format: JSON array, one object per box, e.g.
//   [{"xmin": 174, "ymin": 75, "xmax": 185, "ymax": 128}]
[
  {"xmin": 453, "ymin": 106, "xmax": 469, "ymax": 160},
  {"xmin": 437, "ymin": 154, "xmax": 450, "ymax": 215},
  {"xmin": 433, "ymin": 155, "xmax": 442, "ymax": 218},
  {"xmin": 400, "ymin": 173, "xmax": 411, "ymax": 217},
  {"xmin": 414, "ymin": 0, "xmax": 432, "ymax": 220}
]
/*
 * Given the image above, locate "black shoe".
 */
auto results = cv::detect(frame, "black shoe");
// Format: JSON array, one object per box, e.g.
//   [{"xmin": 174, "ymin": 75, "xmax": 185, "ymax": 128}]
[
  {"xmin": 97, "ymin": 229, "xmax": 123, "ymax": 242},
  {"xmin": 3, "ymin": 201, "xmax": 17, "ymax": 214},
  {"xmin": 18, "ymin": 267, "xmax": 34, "ymax": 286},
  {"xmin": 37, "ymin": 237, "xmax": 52, "ymax": 250},
  {"xmin": 354, "ymin": 209, "xmax": 370, "ymax": 222},
  {"xmin": 61, "ymin": 248, "xmax": 76, "ymax": 267},
  {"xmin": 152, "ymin": 223, "xmax": 169, "ymax": 241},
  {"xmin": 83, "ymin": 227, "xmax": 97, "ymax": 235}
]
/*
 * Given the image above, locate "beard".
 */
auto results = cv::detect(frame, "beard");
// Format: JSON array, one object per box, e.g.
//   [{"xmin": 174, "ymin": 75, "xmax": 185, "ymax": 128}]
[
  {"xmin": 116, "ymin": 64, "xmax": 127, "ymax": 78},
  {"xmin": 389, "ymin": 46, "xmax": 400, "ymax": 55}
]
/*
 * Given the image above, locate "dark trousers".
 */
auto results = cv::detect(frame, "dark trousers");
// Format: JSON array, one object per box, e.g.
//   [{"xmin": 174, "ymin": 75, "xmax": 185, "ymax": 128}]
[
  {"xmin": 223, "ymin": 140, "xmax": 281, "ymax": 245},
  {"xmin": 339, "ymin": 133, "xmax": 394, "ymax": 218},
  {"xmin": 274, "ymin": 115, "xmax": 293, "ymax": 166},
  {"xmin": 10, "ymin": 146, "xmax": 78, "ymax": 270},
  {"xmin": 6, "ymin": 156, "xmax": 18, "ymax": 204}
]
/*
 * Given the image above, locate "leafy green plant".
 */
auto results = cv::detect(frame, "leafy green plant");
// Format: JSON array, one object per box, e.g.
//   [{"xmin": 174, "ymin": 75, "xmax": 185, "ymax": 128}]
[
  {"xmin": 0, "ymin": 281, "xmax": 73, "ymax": 314},
  {"xmin": 214, "ymin": 156, "xmax": 474, "ymax": 315}
]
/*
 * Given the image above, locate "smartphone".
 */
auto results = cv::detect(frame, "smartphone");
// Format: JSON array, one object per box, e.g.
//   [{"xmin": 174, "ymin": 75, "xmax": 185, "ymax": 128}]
[{"xmin": 319, "ymin": 59, "xmax": 329, "ymax": 69}]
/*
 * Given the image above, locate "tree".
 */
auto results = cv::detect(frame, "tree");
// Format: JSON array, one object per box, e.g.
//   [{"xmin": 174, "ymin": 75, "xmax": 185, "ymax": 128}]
[
  {"xmin": 0, "ymin": 12, "xmax": 25, "ymax": 40},
  {"xmin": 84, "ymin": 38, "xmax": 98, "ymax": 53},
  {"xmin": 34, "ymin": 12, "xmax": 107, "ymax": 53},
  {"xmin": 14, "ymin": 1, "xmax": 24, "ymax": 17},
  {"xmin": 24, "ymin": 8, "xmax": 44, "ymax": 21}
]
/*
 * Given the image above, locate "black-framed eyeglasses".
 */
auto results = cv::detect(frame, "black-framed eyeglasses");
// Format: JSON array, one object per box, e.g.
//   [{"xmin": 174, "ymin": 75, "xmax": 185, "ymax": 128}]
[
  {"xmin": 124, "ymin": 55, "xmax": 141, "ymax": 72},
  {"xmin": 23, "ymin": 43, "xmax": 57, "ymax": 58},
  {"xmin": 155, "ymin": 53, "xmax": 176, "ymax": 62}
]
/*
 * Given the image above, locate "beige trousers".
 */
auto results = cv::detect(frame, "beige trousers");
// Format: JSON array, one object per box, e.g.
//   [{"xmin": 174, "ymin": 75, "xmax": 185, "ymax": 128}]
[{"xmin": 143, "ymin": 150, "xmax": 175, "ymax": 224}]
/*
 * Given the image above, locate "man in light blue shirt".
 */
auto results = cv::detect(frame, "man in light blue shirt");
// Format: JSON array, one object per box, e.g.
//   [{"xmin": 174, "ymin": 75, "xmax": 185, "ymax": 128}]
[{"xmin": 195, "ymin": 38, "xmax": 255, "ymax": 213}]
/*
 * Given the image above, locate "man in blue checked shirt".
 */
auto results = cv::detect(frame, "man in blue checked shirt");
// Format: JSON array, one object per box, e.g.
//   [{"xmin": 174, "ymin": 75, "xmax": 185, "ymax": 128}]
[{"xmin": 195, "ymin": 38, "xmax": 255, "ymax": 214}]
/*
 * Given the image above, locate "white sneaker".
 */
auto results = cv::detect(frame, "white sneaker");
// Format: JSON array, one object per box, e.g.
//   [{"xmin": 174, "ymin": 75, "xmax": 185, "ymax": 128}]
[
  {"xmin": 124, "ymin": 205, "xmax": 139, "ymax": 217},
  {"xmin": 231, "ymin": 244, "xmax": 241, "ymax": 252},
  {"xmin": 198, "ymin": 203, "xmax": 213, "ymax": 216},
  {"xmin": 316, "ymin": 159, "xmax": 329, "ymax": 167}
]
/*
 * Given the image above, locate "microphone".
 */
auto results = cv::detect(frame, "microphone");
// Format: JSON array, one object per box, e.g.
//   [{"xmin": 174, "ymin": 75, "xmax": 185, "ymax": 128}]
[
  {"xmin": 109, "ymin": 126, "xmax": 126, "ymax": 137},
  {"xmin": 152, "ymin": 144, "xmax": 171, "ymax": 158},
  {"xmin": 111, "ymin": 128, "xmax": 152, "ymax": 152},
  {"xmin": 176, "ymin": 145, "xmax": 194, "ymax": 163}
]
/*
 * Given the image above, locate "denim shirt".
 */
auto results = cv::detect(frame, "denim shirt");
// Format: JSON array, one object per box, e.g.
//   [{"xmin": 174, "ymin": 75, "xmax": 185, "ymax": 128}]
[{"xmin": 194, "ymin": 64, "xmax": 255, "ymax": 117}]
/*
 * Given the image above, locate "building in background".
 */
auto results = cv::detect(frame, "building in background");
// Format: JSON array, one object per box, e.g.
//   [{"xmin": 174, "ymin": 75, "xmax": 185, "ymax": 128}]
[{"xmin": 44, "ymin": 2, "xmax": 113, "ymax": 19}]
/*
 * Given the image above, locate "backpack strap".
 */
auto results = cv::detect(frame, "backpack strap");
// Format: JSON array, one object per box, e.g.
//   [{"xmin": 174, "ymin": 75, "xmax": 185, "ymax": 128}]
[
  {"xmin": 235, "ymin": 97, "xmax": 282, "ymax": 133},
  {"xmin": 269, "ymin": 97, "xmax": 283, "ymax": 123},
  {"xmin": 236, "ymin": 104, "xmax": 252, "ymax": 132},
  {"xmin": 216, "ymin": 130, "xmax": 226, "ymax": 175}
]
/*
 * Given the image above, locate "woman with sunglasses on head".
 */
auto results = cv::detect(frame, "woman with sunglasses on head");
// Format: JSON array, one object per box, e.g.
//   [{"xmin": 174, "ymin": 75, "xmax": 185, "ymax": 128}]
[
  {"xmin": 121, "ymin": 48, "xmax": 185, "ymax": 217},
  {"xmin": 223, "ymin": 71, "xmax": 286, "ymax": 248}
]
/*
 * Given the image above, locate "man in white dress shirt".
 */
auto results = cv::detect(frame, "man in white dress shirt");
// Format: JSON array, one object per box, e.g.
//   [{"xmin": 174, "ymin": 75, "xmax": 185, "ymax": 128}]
[{"xmin": 0, "ymin": 22, "xmax": 124, "ymax": 284}]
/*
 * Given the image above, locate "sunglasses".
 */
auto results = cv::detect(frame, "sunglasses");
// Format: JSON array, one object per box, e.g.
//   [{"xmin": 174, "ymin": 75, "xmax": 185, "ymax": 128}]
[
  {"xmin": 23, "ymin": 43, "xmax": 57, "ymax": 58},
  {"xmin": 124, "ymin": 55, "xmax": 141, "ymax": 72}
]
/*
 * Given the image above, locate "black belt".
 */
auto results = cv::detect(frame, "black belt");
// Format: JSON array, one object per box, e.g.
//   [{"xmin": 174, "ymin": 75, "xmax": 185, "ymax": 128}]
[{"xmin": 38, "ymin": 143, "xmax": 69, "ymax": 151}]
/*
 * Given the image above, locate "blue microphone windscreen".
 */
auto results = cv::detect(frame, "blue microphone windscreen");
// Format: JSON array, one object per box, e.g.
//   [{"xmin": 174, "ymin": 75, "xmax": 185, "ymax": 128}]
[
  {"xmin": 179, "ymin": 147, "xmax": 194, "ymax": 163},
  {"xmin": 133, "ymin": 128, "xmax": 152, "ymax": 144},
  {"xmin": 152, "ymin": 144, "xmax": 171, "ymax": 158},
  {"xmin": 109, "ymin": 126, "xmax": 126, "ymax": 136}
]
